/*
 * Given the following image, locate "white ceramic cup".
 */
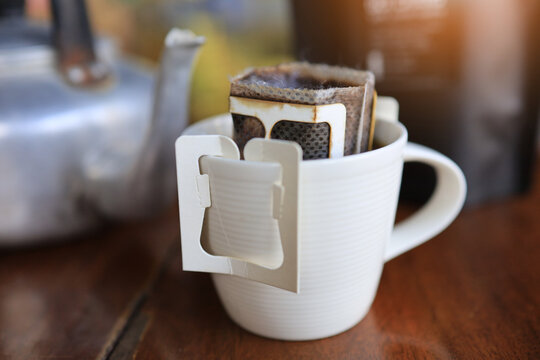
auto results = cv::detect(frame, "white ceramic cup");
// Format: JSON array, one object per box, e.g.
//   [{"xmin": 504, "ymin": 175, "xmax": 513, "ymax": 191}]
[{"xmin": 177, "ymin": 103, "xmax": 466, "ymax": 341}]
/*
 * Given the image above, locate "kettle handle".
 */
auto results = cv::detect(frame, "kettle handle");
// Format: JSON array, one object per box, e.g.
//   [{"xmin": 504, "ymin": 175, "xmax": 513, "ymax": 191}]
[
  {"xmin": 51, "ymin": 0, "xmax": 109, "ymax": 85},
  {"xmin": 175, "ymin": 135, "xmax": 302, "ymax": 293}
]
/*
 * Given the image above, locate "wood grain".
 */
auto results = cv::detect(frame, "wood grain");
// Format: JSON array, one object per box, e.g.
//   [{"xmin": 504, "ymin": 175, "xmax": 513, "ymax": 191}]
[
  {"xmin": 0, "ymin": 210, "xmax": 178, "ymax": 360},
  {"xmin": 126, "ymin": 171, "xmax": 540, "ymax": 359},
  {"xmin": 1, "ymin": 168, "xmax": 539, "ymax": 359}
]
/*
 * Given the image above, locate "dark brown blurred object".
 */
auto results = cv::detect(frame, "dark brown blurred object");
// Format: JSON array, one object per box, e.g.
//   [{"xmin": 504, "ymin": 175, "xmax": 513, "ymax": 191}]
[
  {"xmin": 1, "ymin": 161, "xmax": 539, "ymax": 358},
  {"xmin": 291, "ymin": 0, "xmax": 540, "ymax": 205}
]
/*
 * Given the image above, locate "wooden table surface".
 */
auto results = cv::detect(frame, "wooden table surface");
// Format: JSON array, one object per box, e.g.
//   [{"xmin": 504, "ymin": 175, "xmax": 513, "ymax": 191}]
[{"xmin": 1, "ymin": 167, "xmax": 539, "ymax": 360}]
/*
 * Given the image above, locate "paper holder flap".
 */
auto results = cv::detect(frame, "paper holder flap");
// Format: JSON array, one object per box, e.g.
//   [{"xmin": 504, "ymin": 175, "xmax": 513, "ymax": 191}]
[{"xmin": 175, "ymin": 135, "xmax": 302, "ymax": 293}]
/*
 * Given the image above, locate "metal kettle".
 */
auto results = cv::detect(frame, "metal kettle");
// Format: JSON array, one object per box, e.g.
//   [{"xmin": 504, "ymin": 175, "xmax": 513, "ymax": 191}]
[{"xmin": 0, "ymin": 0, "xmax": 204, "ymax": 245}]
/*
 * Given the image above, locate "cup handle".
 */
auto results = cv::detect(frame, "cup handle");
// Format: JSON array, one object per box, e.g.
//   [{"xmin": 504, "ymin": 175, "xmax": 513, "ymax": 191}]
[{"xmin": 384, "ymin": 143, "xmax": 467, "ymax": 262}]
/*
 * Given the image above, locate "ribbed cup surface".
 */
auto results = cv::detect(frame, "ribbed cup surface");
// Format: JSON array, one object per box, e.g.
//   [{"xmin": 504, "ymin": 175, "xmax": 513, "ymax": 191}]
[
  {"xmin": 203, "ymin": 144, "xmax": 404, "ymax": 340},
  {"xmin": 200, "ymin": 159, "xmax": 284, "ymax": 268}
]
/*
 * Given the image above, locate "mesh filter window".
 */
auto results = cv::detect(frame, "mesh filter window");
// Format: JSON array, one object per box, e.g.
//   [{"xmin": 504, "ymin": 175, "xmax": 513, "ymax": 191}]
[
  {"xmin": 232, "ymin": 114, "xmax": 265, "ymax": 154},
  {"xmin": 271, "ymin": 120, "xmax": 330, "ymax": 160}
]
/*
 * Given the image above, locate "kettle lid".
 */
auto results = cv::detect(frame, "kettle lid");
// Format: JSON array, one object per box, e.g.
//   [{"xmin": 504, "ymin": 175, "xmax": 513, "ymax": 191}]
[
  {"xmin": 0, "ymin": 0, "xmax": 46, "ymax": 52},
  {"xmin": 0, "ymin": 17, "xmax": 53, "ymax": 73},
  {"xmin": 0, "ymin": 0, "xmax": 24, "ymax": 18}
]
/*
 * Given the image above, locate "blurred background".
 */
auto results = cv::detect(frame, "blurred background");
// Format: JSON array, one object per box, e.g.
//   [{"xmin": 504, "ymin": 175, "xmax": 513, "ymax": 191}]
[
  {"xmin": 1, "ymin": 0, "xmax": 539, "ymax": 246},
  {"xmin": 25, "ymin": 0, "xmax": 293, "ymax": 122},
  {"xmin": 292, "ymin": 0, "xmax": 540, "ymax": 206}
]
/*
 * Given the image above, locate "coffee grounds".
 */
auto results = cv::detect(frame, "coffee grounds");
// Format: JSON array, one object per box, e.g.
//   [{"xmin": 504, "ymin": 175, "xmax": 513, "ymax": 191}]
[{"xmin": 230, "ymin": 62, "xmax": 375, "ymax": 159}]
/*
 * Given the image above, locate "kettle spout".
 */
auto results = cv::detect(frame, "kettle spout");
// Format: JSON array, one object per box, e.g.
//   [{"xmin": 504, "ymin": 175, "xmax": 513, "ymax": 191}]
[
  {"xmin": 95, "ymin": 28, "xmax": 204, "ymax": 218},
  {"xmin": 132, "ymin": 28, "xmax": 204, "ymax": 215},
  {"xmin": 151, "ymin": 28, "xmax": 205, "ymax": 145}
]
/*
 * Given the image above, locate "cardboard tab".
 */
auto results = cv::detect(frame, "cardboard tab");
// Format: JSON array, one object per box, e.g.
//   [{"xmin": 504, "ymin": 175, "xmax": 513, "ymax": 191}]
[
  {"xmin": 175, "ymin": 135, "xmax": 302, "ymax": 293},
  {"xmin": 230, "ymin": 96, "xmax": 346, "ymax": 158}
]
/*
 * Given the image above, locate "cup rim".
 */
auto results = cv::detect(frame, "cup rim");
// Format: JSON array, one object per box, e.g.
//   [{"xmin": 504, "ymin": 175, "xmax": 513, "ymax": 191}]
[{"xmin": 183, "ymin": 113, "xmax": 408, "ymax": 168}]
